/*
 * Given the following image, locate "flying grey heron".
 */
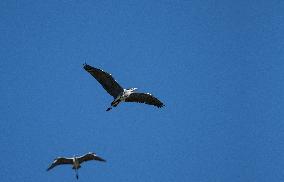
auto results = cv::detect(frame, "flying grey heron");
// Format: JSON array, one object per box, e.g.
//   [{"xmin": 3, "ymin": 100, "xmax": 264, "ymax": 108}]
[
  {"xmin": 83, "ymin": 64, "xmax": 165, "ymax": 111},
  {"xmin": 47, "ymin": 152, "xmax": 106, "ymax": 179}
]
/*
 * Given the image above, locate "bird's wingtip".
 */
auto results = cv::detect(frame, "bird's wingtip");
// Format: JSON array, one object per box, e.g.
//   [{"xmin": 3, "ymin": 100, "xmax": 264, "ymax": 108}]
[
  {"xmin": 158, "ymin": 103, "xmax": 165, "ymax": 108},
  {"xmin": 83, "ymin": 63, "xmax": 93, "ymax": 71},
  {"xmin": 100, "ymin": 158, "xmax": 107, "ymax": 162}
]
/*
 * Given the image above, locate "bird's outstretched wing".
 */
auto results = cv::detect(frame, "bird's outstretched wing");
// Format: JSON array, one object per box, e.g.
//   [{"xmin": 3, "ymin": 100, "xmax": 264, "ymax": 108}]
[
  {"xmin": 78, "ymin": 152, "xmax": 106, "ymax": 164},
  {"xmin": 125, "ymin": 93, "xmax": 165, "ymax": 108},
  {"xmin": 83, "ymin": 64, "xmax": 124, "ymax": 98},
  {"xmin": 47, "ymin": 157, "xmax": 73, "ymax": 171}
]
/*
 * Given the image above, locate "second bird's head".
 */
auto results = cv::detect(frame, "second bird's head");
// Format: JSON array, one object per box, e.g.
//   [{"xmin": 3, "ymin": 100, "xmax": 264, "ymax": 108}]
[{"xmin": 129, "ymin": 88, "xmax": 138, "ymax": 92}]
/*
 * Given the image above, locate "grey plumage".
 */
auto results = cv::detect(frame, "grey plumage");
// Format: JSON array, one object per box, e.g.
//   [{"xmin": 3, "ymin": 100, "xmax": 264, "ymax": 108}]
[
  {"xmin": 83, "ymin": 64, "xmax": 165, "ymax": 110},
  {"xmin": 83, "ymin": 64, "xmax": 123, "ymax": 98},
  {"xmin": 77, "ymin": 153, "xmax": 106, "ymax": 164},
  {"xmin": 47, "ymin": 157, "xmax": 73, "ymax": 171},
  {"xmin": 47, "ymin": 152, "xmax": 106, "ymax": 171},
  {"xmin": 125, "ymin": 93, "xmax": 164, "ymax": 108}
]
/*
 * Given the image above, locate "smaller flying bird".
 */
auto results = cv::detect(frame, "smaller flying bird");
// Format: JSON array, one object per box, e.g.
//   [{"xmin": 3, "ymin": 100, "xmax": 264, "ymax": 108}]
[
  {"xmin": 47, "ymin": 152, "xmax": 106, "ymax": 180},
  {"xmin": 83, "ymin": 64, "xmax": 165, "ymax": 111}
]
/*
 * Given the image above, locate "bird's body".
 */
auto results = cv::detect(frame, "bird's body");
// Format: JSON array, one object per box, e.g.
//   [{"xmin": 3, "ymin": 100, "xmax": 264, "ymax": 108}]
[
  {"xmin": 109, "ymin": 88, "xmax": 137, "ymax": 109},
  {"xmin": 83, "ymin": 64, "xmax": 165, "ymax": 111},
  {"xmin": 47, "ymin": 152, "xmax": 106, "ymax": 179},
  {"xmin": 72, "ymin": 158, "xmax": 81, "ymax": 169}
]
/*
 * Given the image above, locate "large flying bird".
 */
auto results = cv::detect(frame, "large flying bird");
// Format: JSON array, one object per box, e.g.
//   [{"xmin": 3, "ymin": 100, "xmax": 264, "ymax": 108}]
[
  {"xmin": 47, "ymin": 152, "xmax": 106, "ymax": 179},
  {"xmin": 83, "ymin": 64, "xmax": 165, "ymax": 111}
]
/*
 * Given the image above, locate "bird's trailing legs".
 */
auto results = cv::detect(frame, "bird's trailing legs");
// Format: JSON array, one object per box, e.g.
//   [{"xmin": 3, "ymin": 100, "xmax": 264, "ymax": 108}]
[
  {"xmin": 106, "ymin": 99, "xmax": 121, "ymax": 111},
  {"xmin": 75, "ymin": 169, "xmax": 79, "ymax": 180},
  {"xmin": 106, "ymin": 100, "xmax": 120, "ymax": 111},
  {"xmin": 106, "ymin": 107, "xmax": 112, "ymax": 111}
]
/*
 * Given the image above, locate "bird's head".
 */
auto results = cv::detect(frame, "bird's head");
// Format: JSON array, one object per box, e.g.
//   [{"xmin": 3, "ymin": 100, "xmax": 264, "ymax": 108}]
[{"xmin": 129, "ymin": 88, "xmax": 138, "ymax": 92}]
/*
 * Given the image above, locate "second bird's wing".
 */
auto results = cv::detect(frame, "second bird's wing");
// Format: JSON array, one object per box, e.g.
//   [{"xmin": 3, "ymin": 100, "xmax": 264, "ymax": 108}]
[
  {"xmin": 78, "ymin": 153, "xmax": 106, "ymax": 164},
  {"xmin": 47, "ymin": 157, "xmax": 73, "ymax": 171}
]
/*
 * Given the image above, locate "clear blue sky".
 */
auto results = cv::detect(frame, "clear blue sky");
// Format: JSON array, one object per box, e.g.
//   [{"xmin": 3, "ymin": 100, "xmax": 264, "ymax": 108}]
[{"xmin": 1, "ymin": 0, "xmax": 284, "ymax": 181}]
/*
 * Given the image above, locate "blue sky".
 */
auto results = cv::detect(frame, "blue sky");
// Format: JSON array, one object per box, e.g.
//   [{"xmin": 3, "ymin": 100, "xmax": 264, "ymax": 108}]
[{"xmin": 1, "ymin": 0, "xmax": 284, "ymax": 181}]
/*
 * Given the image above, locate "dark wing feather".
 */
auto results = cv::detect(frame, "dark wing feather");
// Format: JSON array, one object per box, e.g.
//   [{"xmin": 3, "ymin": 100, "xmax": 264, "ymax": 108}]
[
  {"xmin": 47, "ymin": 157, "xmax": 73, "ymax": 171},
  {"xmin": 78, "ymin": 153, "xmax": 106, "ymax": 164},
  {"xmin": 125, "ymin": 93, "xmax": 165, "ymax": 108},
  {"xmin": 83, "ymin": 64, "xmax": 124, "ymax": 98}
]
